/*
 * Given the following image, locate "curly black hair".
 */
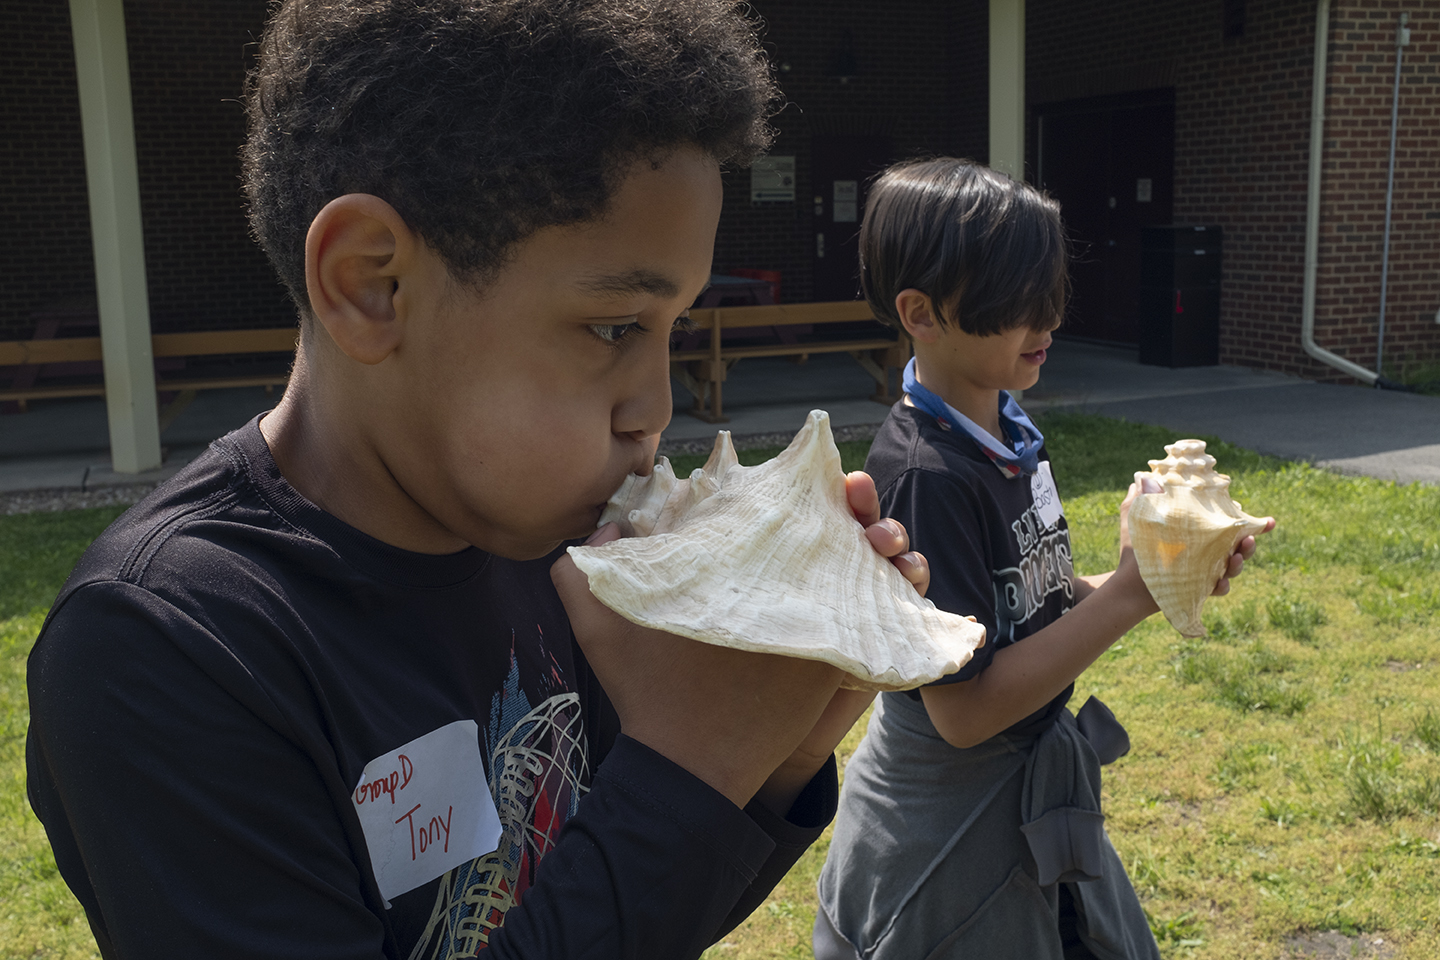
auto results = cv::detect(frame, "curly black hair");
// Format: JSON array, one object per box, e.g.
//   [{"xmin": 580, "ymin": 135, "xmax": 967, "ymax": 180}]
[
  {"xmin": 859, "ymin": 159, "xmax": 1069, "ymax": 337},
  {"xmin": 242, "ymin": 0, "xmax": 779, "ymax": 309}
]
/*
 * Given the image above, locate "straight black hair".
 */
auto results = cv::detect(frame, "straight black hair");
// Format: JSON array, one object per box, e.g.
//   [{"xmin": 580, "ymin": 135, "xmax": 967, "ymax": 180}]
[{"xmin": 859, "ymin": 158, "xmax": 1069, "ymax": 337}]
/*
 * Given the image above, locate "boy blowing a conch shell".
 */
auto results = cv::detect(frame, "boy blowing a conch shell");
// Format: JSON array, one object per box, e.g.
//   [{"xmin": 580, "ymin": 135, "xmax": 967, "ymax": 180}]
[
  {"xmin": 815, "ymin": 159, "xmax": 1275, "ymax": 960},
  {"xmin": 25, "ymin": 3, "xmax": 926, "ymax": 956}
]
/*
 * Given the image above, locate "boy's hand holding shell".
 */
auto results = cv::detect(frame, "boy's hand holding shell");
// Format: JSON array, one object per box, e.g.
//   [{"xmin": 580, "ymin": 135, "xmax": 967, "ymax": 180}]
[{"xmin": 1128, "ymin": 439, "xmax": 1274, "ymax": 637}]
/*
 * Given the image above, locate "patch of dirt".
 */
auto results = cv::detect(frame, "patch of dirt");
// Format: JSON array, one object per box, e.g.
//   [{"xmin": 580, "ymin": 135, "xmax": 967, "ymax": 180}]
[
  {"xmin": 1160, "ymin": 797, "xmax": 1212, "ymax": 824},
  {"xmin": 1385, "ymin": 660, "xmax": 1423, "ymax": 673},
  {"xmin": 1284, "ymin": 930, "xmax": 1397, "ymax": 958}
]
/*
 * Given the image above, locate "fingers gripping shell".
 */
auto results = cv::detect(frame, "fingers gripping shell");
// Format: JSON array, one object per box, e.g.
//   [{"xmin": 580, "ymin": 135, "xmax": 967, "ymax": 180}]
[
  {"xmin": 567, "ymin": 410, "xmax": 986, "ymax": 691},
  {"xmin": 1129, "ymin": 439, "xmax": 1269, "ymax": 637}
]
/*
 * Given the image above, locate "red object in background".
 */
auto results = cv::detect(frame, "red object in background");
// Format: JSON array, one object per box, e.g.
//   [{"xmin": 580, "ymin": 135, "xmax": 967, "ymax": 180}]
[{"xmin": 726, "ymin": 269, "xmax": 781, "ymax": 304}]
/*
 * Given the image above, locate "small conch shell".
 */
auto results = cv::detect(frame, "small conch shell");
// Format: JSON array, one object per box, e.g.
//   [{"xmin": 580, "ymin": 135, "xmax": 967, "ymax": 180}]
[
  {"xmin": 1130, "ymin": 439, "xmax": 1269, "ymax": 637},
  {"xmin": 568, "ymin": 410, "xmax": 987, "ymax": 691}
]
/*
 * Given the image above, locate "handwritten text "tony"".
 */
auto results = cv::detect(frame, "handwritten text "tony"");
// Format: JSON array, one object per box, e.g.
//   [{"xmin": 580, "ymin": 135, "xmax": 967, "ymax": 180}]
[{"xmin": 396, "ymin": 803, "xmax": 453, "ymax": 860}]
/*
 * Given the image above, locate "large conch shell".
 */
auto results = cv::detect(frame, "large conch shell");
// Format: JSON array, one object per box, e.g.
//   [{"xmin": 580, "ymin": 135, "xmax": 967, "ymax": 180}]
[
  {"xmin": 567, "ymin": 410, "xmax": 987, "ymax": 691},
  {"xmin": 1130, "ymin": 439, "xmax": 1269, "ymax": 637}
]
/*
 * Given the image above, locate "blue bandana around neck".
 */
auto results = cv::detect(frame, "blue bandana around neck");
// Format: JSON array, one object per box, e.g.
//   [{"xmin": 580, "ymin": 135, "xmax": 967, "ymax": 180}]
[{"xmin": 902, "ymin": 357, "xmax": 1046, "ymax": 478}]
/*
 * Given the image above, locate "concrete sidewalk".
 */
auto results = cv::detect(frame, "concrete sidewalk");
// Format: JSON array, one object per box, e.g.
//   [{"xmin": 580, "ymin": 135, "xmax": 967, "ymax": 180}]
[
  {"xmin": 667, "ymin": 340, "xmax": 1440, "ymax": 484},
  {"xmin": 1023, "ymin": 341, "xmax": 1440, "ymax": 485},
  {"xmin": 1, "ymin": 339, "xmax": 1436, "ymax": 495}
]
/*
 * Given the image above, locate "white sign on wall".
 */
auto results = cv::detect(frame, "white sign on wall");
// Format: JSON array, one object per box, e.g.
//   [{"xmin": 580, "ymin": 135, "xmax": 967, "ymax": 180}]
[
  {"xmin": 751, "ymin": 155, "xmax": 796, "ymax": 202},
  {"xmin": 833, "ymin": 180, "xmax": 859, "ymax": 222}
]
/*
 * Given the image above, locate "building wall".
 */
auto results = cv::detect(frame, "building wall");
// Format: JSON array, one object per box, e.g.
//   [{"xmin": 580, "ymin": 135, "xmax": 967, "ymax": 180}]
[
  {"xmin": 1028, "ymin": 0, "xmax": 1440, "ymax": 382},
  {"xmin": 714, "ymin": 0, "xmax": 985, "ymax": 303},
  {"xmin": 1171, "ymin": 1, "xmax": 1322, "ymax": 378},
  {"xmin": 0, "ymin": 0, "xmax": 289, "ymax": 343},
  {"xmin": 4, "ymin": 0, "xmax": 975, "ymax": 337},
  {"xmin": 124, "ymin": 0, "xmax": 291, "ymax": 335},
  {"xmin": 1317, "ymin": 1, "xmax": 1440, "ymax": 382},
  {"xmin": 6, "ymin": 1, "xmax": 1434, "ymax": 381},
  {"xmin": 1, "ymin": 1, "xmax": 97, "ymax": 341}
]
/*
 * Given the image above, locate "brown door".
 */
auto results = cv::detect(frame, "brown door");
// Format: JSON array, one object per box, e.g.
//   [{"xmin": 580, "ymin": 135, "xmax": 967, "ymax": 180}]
[
  {"xmin": 1036, "ymin": 90, "xmax": 1174, "ymax": 344},
  {"xmin": 811, "ymin": 134, "xmax": 893, "ymax": 302}
]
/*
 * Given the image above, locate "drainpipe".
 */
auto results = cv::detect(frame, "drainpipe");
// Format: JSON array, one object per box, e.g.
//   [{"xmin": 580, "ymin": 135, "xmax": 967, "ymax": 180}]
[
  {"xmin": 1301, "ymin": 0, "xmax": 1379, "ymax": 385},
  {"xmin": 1375, "ymin": 12, "xmax": 1410, "ymax": 377}
]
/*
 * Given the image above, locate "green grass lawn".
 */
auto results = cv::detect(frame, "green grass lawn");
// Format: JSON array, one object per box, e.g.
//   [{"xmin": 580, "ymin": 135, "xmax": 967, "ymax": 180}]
[
  {"xmin": 1, "ymin": 506, "xmax": 128, "ymax": 958},
  {"xmin": 2, "ymin": 413, "xmax": 1438, "ymax": 958},
  {"xmin": 680, "ymin": 413, "xmax": 1440, "ymax": 960}
]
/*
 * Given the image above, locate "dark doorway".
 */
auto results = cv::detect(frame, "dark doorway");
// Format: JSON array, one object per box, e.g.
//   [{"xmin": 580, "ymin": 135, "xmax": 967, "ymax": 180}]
[
  {"xmin": 1036, "ymin": 89, "xmax": 1175, "ymax": 344},
  {"xmin": 811, "ymin": 134, "xmax": 893, "ymax": 302}
]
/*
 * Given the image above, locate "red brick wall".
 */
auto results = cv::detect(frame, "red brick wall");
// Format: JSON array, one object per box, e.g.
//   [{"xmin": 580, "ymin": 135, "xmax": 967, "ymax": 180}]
[
  {"xmin": 1027, "ymin": 0, "xmax": 1440, "ymax": 381},
  {"xmin": 0, "ymin": 0, "xmax": 289, "ymax": 343},
  {"xmin": 1172, "ymin": 0, "xmax": 1327, "ymax": 379},
  {"xmin": 7, "ymin": 1, "xmax": 1433, "ymax": 381},
  {"xmin": 1318, "ymin": 1, "xmax": 1440, "ymax": 382}
]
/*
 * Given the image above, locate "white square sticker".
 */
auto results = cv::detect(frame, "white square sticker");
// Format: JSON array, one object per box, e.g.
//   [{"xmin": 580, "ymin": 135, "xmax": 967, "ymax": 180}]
[
  {"xmin": 352, "ymin": 719, "xmax": 501, "ymax": 903},
  {"xmin": 1031, "ymin": 461, "xmax": 1064, "ymax": 530}
]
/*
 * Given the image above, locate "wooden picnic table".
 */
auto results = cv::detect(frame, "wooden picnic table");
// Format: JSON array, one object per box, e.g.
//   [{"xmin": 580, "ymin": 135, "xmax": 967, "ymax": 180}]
[{"xmin": 670, "ymin": 300, "xmax": 909, "ymax": 423}]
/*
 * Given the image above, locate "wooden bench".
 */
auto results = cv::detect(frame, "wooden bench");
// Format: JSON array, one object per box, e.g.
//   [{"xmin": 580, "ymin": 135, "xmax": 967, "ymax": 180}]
[
  {"xmin": 670, "ymin": 300, "xmax": 910, "ymax": 423},
  {"xmin": 1, "ymin": 304, "xmax": 910, "ymax": 428},
  {"xmin": 0, "ymin": 327, "xmax": 296, "ymax": 429}
]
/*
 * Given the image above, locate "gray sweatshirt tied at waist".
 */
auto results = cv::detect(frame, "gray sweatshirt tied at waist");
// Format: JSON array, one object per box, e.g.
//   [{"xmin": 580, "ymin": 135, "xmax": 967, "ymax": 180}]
[{"xmin": 816, "ymin": 692, "xmax": 1160, "ymax": 960}]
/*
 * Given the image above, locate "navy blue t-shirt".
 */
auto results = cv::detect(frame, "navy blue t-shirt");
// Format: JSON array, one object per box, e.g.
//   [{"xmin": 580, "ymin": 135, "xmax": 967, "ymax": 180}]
[{"xmin": 865, "ymin": 403, "xmax": 1077, "ymax": 735}]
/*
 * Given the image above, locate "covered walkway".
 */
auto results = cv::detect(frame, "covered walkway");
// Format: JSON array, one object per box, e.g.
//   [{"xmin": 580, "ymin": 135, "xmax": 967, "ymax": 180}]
[{"xmin": 2, "ymin": 340, "xmax": 1435, "ymax": 507}]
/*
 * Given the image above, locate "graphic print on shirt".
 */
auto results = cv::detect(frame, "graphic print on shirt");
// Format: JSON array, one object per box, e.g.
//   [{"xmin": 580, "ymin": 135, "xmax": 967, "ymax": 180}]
[
  {"xmin": 409, "ymin": 636, "xmax": 589, "ymax": 960},
  {"xmin": 992, "ymin": 502, "xmax": 1075, "ymax": 646}
]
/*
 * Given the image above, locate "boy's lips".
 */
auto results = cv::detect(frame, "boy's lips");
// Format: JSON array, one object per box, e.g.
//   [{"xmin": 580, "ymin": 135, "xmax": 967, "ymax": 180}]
[{"xmin": 1022, "ymin": 348, "xmax": 1047, "ymax": 364}]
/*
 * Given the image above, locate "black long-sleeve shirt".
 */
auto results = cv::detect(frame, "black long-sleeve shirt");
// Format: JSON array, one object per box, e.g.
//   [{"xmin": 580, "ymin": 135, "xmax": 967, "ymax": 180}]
[{"xmin": 26, "ymin": 418, "xmax": 835, "ymax": 959}]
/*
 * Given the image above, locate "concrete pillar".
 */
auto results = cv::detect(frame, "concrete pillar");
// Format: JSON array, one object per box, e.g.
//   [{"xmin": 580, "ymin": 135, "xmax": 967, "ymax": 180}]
[
  {"xmin": 989, "ymin": 0, "xmax": 1026, "ymax": 180},
  {"xmin": 68, "ymin": 0, "xmax": 162, "ymax": 473}
]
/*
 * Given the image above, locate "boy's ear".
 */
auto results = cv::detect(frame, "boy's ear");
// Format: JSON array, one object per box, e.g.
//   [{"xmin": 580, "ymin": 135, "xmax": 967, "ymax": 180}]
[
  {"xmin": 894, "ymin": 289, "xmax": 944, "ymax": 343},
  {"xmin": 305, "ymin": 194, "xmax": 417, "ymax": 365}
]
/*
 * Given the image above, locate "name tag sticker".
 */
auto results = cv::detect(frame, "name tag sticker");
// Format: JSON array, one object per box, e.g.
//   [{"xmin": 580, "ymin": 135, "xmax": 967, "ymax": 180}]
[
  {"xmin": 353, "ymin": 719, "xmax": 501, "ymax": 903},
  {"xmin": 1031, "ymin": 461, "xmax": 1064, "ymax": 530}
]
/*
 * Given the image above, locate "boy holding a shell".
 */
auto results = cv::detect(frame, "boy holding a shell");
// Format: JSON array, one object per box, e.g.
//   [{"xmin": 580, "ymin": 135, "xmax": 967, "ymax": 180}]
[
  {"xmin": 815, "ymin": 159, "xmax": 1272, "ymax": 960},
  {"xmin": 26, "ymin": 2, "xmax": 918, "ymax": 956}
]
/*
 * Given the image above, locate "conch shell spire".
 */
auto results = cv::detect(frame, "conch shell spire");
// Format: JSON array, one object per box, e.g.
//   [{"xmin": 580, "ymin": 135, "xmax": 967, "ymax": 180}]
[
  {"xmin": 568, "ymin": 410, "xmax": 986, "ymax": 691},
  {"xmin": 601, "ymin": 431, "xmax": 739, "ymax": 538},
  {"xmin": 1129, "ymin": 439, "xmax": 1269, "ymax": 637}
]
